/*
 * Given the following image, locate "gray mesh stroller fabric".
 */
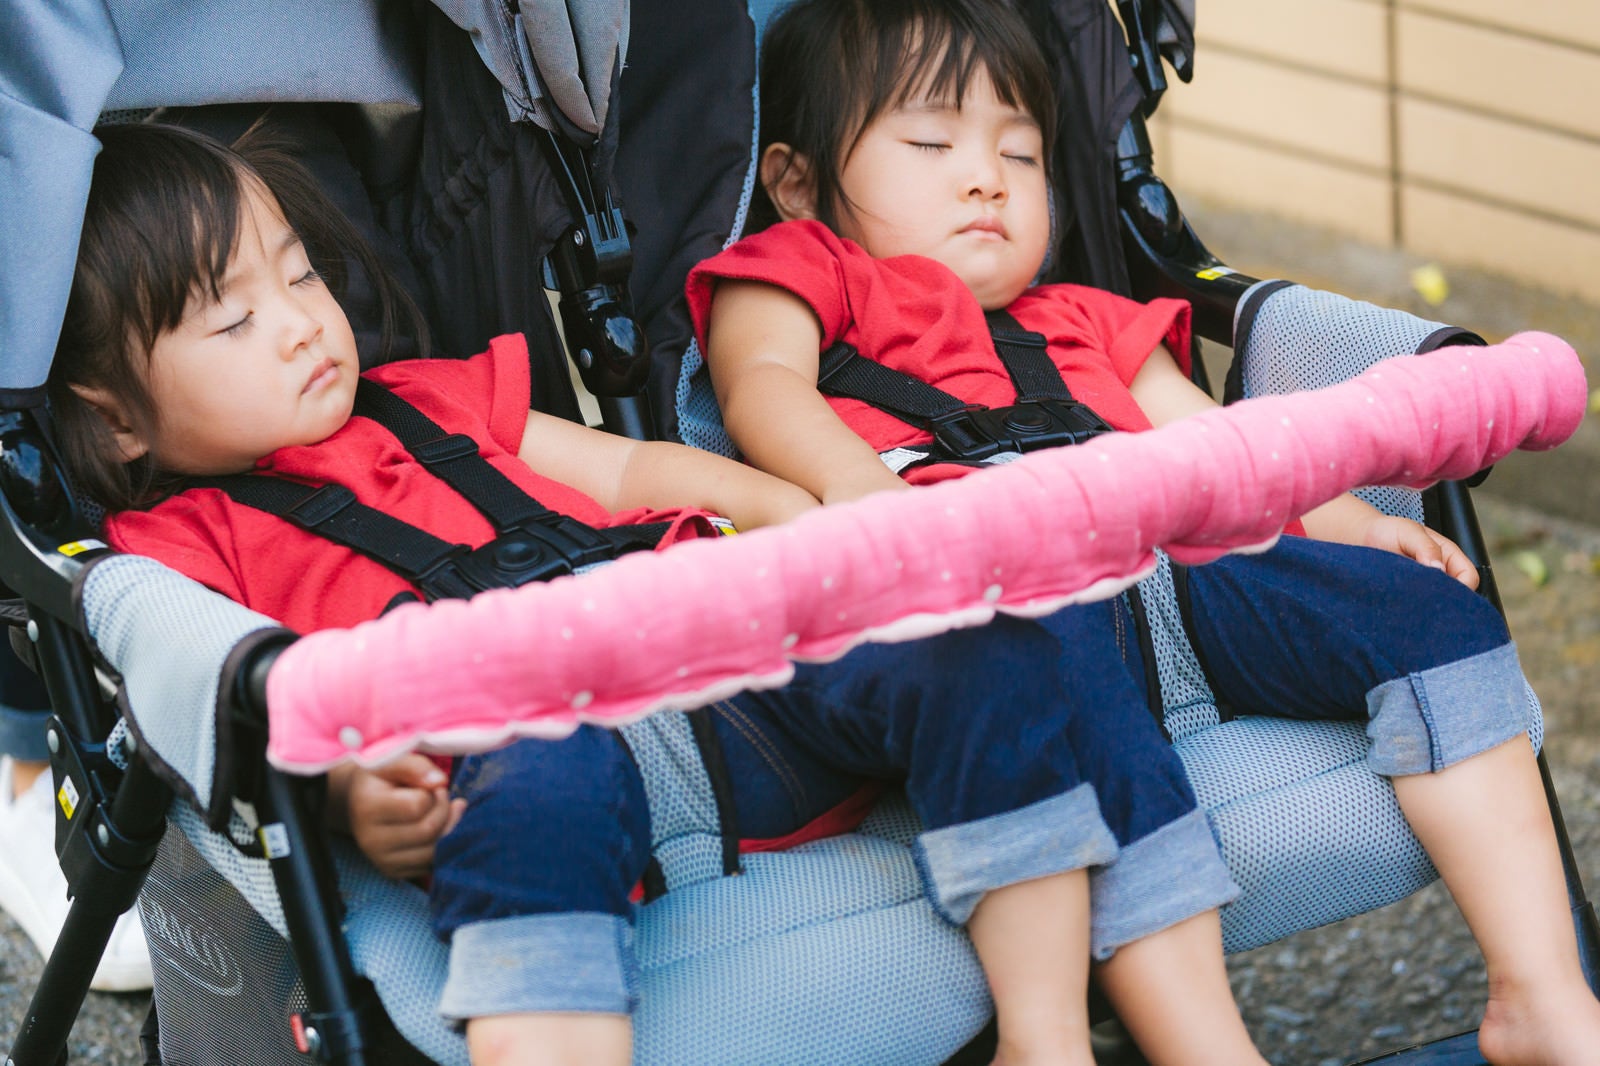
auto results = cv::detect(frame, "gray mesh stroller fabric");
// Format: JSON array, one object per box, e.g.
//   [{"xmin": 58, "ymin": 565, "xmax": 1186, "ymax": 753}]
[
  {"xmin": 1139, "ymin": 549, "xmax": 1446, "ymax": 952},
  {"xmin": 79, "ymin": 554, "xmax": 282, "ymax": 820},
  {"xmin": 1231, "ymin": 280, "xmax": 1464, "ymax": 523},
  {"xmin": 1189, "ymin": 281, "xmax": 1545, "ymax": 951},
  {"xmin": 622, "ymin": 713, "xmax": 733, "ymax": 889}
]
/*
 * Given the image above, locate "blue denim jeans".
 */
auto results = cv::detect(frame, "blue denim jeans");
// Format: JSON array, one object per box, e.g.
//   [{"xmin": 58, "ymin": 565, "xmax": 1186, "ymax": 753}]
[
  {"xmin": 1180, "ymin": 535, "xmax": 1529, "ymax": 776},
  {"xmin": 431, "ymin": 615, "xmax": 1219, "ymax": 1018},
  {"xmin": 1031, "ymin": 535, "xmax": 1529, "ymax": 954}
]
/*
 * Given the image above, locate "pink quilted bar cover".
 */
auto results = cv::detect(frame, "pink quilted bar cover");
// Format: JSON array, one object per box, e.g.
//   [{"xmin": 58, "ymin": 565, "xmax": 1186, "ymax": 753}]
[{"xmin": 265, "ymin": 333, "xmax": 1588, "ymax": 772}]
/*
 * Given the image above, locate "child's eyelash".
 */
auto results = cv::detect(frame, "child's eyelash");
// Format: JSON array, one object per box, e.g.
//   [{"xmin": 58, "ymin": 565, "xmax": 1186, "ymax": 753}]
[
  {"xmin": 222, "ymin": 313, "xmax": 253, "ymax": 338},
  {"xmin": 909, "ymin": 142, "xmax": 950, "ymax": 152},
  {"xmin": 294, "ymin": 267, "xmax": 324, "ymax": 286},
  {"xmin": 1004, "ymin": 154, "xmax": 1040, "ymax": 167}
]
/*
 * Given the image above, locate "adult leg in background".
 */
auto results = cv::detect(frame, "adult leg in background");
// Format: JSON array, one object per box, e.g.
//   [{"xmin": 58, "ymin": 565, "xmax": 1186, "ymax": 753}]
[
  {"xmin": 0, "ymin": 647, "xmax": 151, "ymax": 991},
  {"xmin": 1185, "ymin": 535, "xmax": 1600, "ymax": 1065}
]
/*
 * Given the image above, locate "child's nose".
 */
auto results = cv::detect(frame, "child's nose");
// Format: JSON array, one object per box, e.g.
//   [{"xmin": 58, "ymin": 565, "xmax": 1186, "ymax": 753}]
[
  {"xmin": 283, "ymin": 302, "xmax": 325, "ymax": 356},
  {"xmin": 966, "ymin": 157, "xmax": 1007, "ymax": 200}
]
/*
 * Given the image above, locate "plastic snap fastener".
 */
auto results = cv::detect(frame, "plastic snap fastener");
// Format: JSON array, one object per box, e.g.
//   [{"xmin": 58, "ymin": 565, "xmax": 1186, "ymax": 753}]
[
  {"xmin": 338, "ymin": 727, "xmax": 364, "ymax": 750},
  {"xmin": 494, "ymin": 538, "xmax": 542, "ymax": 571},
  {"xmin": 1003, "ymin": 408, "xmax": 1051, "ymax": 433}
]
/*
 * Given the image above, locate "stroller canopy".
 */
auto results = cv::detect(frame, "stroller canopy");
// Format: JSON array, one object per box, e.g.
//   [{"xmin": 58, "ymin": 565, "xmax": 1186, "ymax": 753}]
[{"xmin": 0, "ymin": 0, "xmax": 625, "ymax": 399}]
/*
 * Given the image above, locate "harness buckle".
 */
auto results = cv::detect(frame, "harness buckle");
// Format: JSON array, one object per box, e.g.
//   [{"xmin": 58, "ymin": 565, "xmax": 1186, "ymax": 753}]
[
  {"xmin": 929, "ymin": 400, "xmax": 1114, "ymax": 461},
  {"xmin": 418, "ymin": 515, "xmax": 626, "ymax": 599},
  {"xmin": 929, "ymin": 408, "xmax": 1002, "ymax": 461}
]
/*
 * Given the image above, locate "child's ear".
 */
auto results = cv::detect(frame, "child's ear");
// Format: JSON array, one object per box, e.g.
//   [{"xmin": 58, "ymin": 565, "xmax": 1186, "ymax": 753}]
[
  {"xmin": 69, "ymin": 384, "xmax": 150, "ymax": 463},
  {"xmin": 760, "ymin": 143, "xmax": 819, "ymax": 222}
]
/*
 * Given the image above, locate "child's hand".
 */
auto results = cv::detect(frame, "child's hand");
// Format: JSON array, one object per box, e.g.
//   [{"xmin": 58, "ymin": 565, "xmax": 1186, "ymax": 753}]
[
  {"xmin": 332, "ymin": 755, "xmax": 466, "ymax": 881},
  {"xmin": 1360, "ymin": 514, "xmax": 1479, "ymax": 589}
]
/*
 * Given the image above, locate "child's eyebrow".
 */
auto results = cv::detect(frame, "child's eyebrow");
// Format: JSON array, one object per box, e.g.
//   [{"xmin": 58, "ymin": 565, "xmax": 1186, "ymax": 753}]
[{"xmin": 893, "ymin": 99, "xmax": 1040, "ymax": 130}]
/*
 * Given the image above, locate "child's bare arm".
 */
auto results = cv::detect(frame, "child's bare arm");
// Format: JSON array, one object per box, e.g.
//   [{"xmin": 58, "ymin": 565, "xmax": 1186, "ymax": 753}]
[
  {"xmin": 1129, "ymin": 343, "xmax": 1476, "ymax": 585},
  {"xmin": 1299, "ymin": 495, "xmax": 1478, "ymax": 587},
  {"xmin": 516, "ymin": 408, "xmax": 820, "ymax": 531},
  {"xmin": 705, "ymin": 280, "xmax": 910, "ymax": 504}
]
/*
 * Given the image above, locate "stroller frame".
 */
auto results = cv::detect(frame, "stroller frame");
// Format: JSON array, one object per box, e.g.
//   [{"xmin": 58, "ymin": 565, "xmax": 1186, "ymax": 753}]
[{"xmin": 6, "ymin": 2, "xmax": 1599, "ymax": 1063}]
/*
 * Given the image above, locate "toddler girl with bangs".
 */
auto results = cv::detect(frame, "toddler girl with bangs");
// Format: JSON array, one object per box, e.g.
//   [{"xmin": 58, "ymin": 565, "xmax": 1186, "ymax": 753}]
[{"xmin": 694, "ymin": 0, "xmax": 1600, "ymax": 1062}]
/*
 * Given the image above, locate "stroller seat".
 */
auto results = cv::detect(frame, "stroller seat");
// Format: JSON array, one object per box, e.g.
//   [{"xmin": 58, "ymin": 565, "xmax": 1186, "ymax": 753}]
[{"xmin": 4, "ymin": 2, "xmax": 1592, "ymax": 1065}]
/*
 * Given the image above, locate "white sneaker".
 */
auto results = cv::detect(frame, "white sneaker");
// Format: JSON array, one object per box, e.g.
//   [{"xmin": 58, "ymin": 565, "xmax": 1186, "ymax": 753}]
[{"xmin": 0, "ymin": 755, "xmax": 154, "ymax": 992}]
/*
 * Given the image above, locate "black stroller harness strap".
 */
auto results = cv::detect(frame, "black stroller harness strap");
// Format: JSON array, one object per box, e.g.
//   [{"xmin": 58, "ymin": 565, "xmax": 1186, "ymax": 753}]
[
  {"xmin": 189, "ymin": 381, "xmax": 669, "ymax": 601},
  {"xmin": 816, "ymin": 309, "xmax": 1115, "ymax": 465},
  {"xmin": 194, "ymin": 380, "xmax": 743, "ymax": 886}
]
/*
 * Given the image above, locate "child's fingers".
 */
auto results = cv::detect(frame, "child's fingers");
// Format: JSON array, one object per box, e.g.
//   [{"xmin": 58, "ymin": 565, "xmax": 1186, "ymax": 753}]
[
  {"xmin": 373, "ymin": 753, "xmax": 449, "ymax": 789},
  {"xmin": 1432, "ymin": 535, "xmax": 1480, "ymax": 590},
  {"xmin": 364, "ymin": 781, "xmax": 438, "ymax": 825}
]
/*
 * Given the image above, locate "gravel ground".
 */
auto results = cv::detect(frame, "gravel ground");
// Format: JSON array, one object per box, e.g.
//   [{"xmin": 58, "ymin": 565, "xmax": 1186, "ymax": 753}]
[{"xmin": 3, "ymin": 493, "xmax": 1599, "ymax": 1064}]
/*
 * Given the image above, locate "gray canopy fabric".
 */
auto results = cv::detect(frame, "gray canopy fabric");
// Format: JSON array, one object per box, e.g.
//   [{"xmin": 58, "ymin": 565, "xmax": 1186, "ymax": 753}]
[
  {"xmin": 0, "ymin": 1, "xmax": 123, "ymax": 398},
  {"xmin": 433, "ymin": 0, "xmax": 628, "ymax": 139},
  {"xmin": 0, "ymin": 0, "xmax": 626, "ymax": 400}
]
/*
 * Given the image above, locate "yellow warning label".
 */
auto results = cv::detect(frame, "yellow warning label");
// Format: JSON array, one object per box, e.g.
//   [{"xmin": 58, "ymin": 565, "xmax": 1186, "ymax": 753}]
[
  {"xmin": 1195, "ymin": 267, "xmax": 1236, "ymax": 281},
  {"xmin": 58, "ymin": 539, "xmax": 107, "ymax": 557},
  {"xmin": 57, "ymin": 777, "xmax": 80, "ymax": 820}
]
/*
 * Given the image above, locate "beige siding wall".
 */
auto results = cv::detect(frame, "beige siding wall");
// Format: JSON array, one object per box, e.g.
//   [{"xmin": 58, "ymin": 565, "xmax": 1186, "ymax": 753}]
[{"xmin": 1149, "ymin": 0, "xmax": 1600, "ymax": 301}]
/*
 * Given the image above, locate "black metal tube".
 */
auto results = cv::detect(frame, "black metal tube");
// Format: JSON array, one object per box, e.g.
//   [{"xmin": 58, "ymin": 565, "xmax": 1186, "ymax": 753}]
[
  {"xmin": 29, "ymin": 613, "xmax": 114, "ymax": 741},
  {"xmin": 1114, "ymin": 115, "xmax": 1257, "ymax": 346},
  {"xmin": 256, "ymin": 768, "xmax": 370, "ymax": 1065},
  {"xmin": 597, "ymin": 393, "xmax": 656, "ymax": 442}
]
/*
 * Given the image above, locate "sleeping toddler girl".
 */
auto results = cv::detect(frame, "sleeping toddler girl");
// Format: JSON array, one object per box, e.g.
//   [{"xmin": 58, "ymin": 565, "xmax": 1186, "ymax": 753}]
[{"xmin": 692, "ymin": 0, "xmax": 1600, "ymax": 1061}]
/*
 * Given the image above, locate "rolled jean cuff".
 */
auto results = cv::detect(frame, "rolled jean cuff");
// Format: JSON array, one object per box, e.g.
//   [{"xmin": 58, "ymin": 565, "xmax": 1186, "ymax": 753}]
[
  {"xmin": 1366, "ymin": 643, "xmax": 1532, "ymax": 776},
  {"xmin": 914, "ymin": 783, "xmax": 1118, "ymax": 926},
  {"xmin": 1088, "ymin": 808, "xmax": 1240, "ymax": 961},
  {"xmin": 438, "ymin": 912, "xmax": 638, "ymax": 1022}
]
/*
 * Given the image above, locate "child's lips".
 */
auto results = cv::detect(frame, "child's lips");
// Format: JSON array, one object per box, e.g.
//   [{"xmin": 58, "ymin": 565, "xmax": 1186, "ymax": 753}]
[
  {"xmin": 303, "ymin": 358, "xmax": 339, "ymax": 395},
  {"xmin": 960, "ymin": 216, "xmax": 1008, "ymax": 240}
]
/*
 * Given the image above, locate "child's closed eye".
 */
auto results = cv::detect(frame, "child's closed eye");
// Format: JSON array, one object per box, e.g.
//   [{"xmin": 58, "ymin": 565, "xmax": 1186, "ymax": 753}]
[
  {"xmin": 293, "ymin": 267, "xmax": 324, "ymax": 287},
  {"xmin": 908, "ymin": 141, "xmax": 951, "ymax": 153},
  {"xmin": 220, "ymin": 312, "xmax": 254, "ymax": 338}
]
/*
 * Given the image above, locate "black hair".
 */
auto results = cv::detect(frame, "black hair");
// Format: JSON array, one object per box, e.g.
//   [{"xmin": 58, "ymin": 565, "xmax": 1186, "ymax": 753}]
[
  {"xmin": 754, "ymin": 0, "xmax": 1056, "ymax": 230},
  {"xmin": 47, "ymin": 120, "xmax": 428, "ymax": 511}
]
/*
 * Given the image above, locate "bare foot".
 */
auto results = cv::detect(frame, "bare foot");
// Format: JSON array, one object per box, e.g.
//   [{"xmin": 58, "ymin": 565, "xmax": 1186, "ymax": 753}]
[{"xmin": 1478, "ymin": 981, "xmax": 1600, "ymax": 1065}]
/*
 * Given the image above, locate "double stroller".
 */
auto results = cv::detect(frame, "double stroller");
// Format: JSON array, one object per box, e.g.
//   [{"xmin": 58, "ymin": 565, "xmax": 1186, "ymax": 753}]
[{"xmin": 3, "ymin": 1, "xmax": 1596, "ymax": 1063}]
